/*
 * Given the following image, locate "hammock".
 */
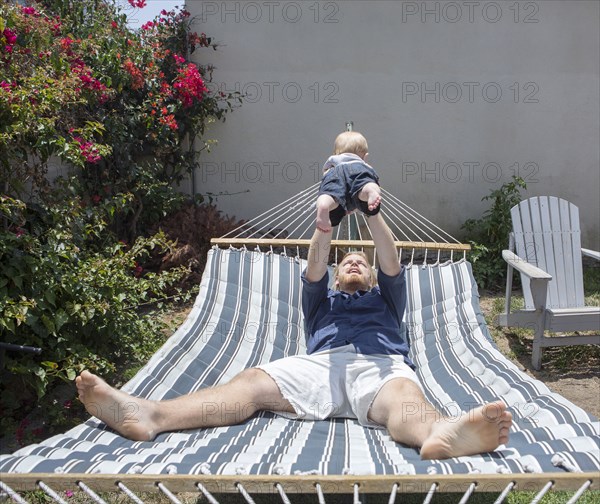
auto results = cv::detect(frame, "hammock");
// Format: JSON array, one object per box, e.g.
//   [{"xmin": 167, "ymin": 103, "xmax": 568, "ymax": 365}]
[{"xmin": 1, "ymin": 187, "xmax": 598, "ymax": 503}]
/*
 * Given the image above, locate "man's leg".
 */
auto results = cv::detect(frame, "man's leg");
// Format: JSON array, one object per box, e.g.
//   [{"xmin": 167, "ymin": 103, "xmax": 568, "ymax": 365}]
[
  {"xmin": 76, "ymin": 368, "xmax": 295, "ymax": 441},
  {"xmin": 368, "ymin": 378, "xmax": 512, "ymax": 460}
]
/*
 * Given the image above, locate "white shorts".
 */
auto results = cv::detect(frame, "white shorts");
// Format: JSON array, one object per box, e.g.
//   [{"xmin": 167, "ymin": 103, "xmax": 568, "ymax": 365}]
[{"xmin": 256, "ymin": 344, "xmax": 421, "ymax": 428}]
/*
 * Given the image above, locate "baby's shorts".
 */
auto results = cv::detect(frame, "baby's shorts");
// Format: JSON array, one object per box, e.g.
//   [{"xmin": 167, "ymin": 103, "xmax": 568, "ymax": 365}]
[{"xmin": 256, "ymin": 344, "xmax": 421, "ymax": 428}]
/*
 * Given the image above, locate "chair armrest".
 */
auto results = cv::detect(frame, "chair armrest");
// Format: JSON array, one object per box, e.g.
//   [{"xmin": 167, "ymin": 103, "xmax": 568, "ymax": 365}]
[
  {"xmin": 502, "ymin": 250, "xmax": 552, "ymax": 280},
  {"xmin": 581, "ymin": 248, "xmax": 600, "ymax": 261}
]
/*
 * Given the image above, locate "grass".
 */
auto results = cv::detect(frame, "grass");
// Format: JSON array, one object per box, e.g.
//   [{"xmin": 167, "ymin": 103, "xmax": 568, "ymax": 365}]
[{"xmin": 20, "ymin": 488, "xmax": 600, "ymax": 503}]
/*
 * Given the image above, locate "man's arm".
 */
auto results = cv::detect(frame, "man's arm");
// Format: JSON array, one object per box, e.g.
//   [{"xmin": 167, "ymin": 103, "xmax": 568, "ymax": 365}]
[
  {"xmin": 368, "ymin": 213, "xmax": 401, "ymax": 277},
  {"xmin": 305, "ymin": 228, "xmax": 332, "ymax": 282}
]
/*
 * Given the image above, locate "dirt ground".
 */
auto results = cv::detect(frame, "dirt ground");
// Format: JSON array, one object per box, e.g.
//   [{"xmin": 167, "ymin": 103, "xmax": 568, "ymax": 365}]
[{"xmin": 479, "ymin": 297, "xmax": 600, "ymax": 418}]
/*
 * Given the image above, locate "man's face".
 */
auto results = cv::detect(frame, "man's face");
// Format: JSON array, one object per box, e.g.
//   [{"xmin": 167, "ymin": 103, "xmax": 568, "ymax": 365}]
[{"xmin": 336, "ymin": 254, "xmax": 372, "ymax": 292}]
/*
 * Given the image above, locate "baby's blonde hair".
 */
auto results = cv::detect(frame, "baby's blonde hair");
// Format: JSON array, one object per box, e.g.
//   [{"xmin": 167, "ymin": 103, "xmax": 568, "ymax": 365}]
[{"xmin": 334, "ymin": 131, "xmax": 368, "ymax": 157}]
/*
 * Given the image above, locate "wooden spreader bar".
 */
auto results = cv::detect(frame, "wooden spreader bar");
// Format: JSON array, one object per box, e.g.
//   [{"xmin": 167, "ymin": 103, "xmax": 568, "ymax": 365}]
[
  {"xmin": 211, "ymin": 238, "xmax": 471, "ymax": 252},
  {"xmin": 2, "ymin": 472, "xmax": 597, "ymax": 494}
]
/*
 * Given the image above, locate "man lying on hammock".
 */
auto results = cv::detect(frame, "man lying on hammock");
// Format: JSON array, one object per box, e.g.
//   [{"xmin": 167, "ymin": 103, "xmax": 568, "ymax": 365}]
[{"xmin": 77, "ymin": 212, "xmax": 512, "ymax": 460}]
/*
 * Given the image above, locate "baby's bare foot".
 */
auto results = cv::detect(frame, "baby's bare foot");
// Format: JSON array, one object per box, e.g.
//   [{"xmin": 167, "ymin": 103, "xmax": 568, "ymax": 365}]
[
  {"xmin": 358, "ymin": 182, "xmax": 382, "ymax": 212},
  {"xmin": 76, "ymin": 370, "xmax": 158, "ymax": 441},
  {"xmin": 315, "ymin": 210, "xmax": 332, "ymax": 233},
  {"xmin": 367, "ymin": 192, "xmax": 381, "ymax": 212},
  {"xmin": 420, "ymin": 401, "xmax": 512, "ymax": 460}
]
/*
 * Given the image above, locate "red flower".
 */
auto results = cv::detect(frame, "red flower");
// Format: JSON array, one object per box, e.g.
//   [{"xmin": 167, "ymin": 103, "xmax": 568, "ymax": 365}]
[
  {"xmin": 60, "ymin": 37, "xmax": 74, "ymax": 52},
  {"xmin": 159, "ymin": 114, "xmax": 178, "ymax": 131},
  {"xmin": 133, "ymin": 263, "xmax": 143, "ymax": 277},
  {"xmin": 123, "ymin": 59, "xmax": 144, "ymax": 90},
  {"xmin": 111, "ymin": 21, "xmax": 118, "ymax": 29}
]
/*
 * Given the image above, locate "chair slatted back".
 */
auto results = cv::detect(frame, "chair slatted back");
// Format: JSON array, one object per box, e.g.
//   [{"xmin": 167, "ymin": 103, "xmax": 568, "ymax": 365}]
[{"xmin": 511, "ymin": 196, "xmax": 584, "ymax": 310}]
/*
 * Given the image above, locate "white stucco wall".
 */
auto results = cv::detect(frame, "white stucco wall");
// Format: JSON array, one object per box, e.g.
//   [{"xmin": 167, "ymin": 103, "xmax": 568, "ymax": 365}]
[{"xmin": 184, "ymin": 0, "xmax": 599, "ymax": 248}]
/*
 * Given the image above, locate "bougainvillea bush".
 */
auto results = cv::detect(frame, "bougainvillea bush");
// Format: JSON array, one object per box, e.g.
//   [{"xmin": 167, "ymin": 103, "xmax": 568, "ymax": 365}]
[
  {"xmin": 1, "ymin": 0, "xmax": 240, "ymax": 235},
  {"xmin": 0, "ymin": 0, "xmax": 241, "ymax": 446}
]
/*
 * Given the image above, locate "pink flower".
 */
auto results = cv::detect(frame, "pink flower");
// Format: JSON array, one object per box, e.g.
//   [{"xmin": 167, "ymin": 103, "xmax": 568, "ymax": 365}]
[
  {"xmin": 73, "ymin": 137, "xmax": 102, "ymax": 164},
  {"xmin": 65, "ymin": 490, "xmax": 74, "ymax": 498},
  {"xmin": 173, "ymin": 54, "xmax": 185, "ymax": 65},
  {"xmin": 173, "ymin": 64, "xmax": 207, "ymax": 108},
  {"xmin": 2, "ymin": 28, "xmax": 17, "ymax": 46},
  {"xmin": 128, "ymin": 0, "xmax": 147, "ymax": 8},
  {"xmin": 22, "ymin": 6, "xmax": 38, "ymax": 16}
]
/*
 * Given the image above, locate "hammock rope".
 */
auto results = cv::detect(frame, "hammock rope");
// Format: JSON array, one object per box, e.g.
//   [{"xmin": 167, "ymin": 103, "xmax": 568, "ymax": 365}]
[{"xmin": 212, "ymin": 184, "xmax": 470, "ymax": 262}]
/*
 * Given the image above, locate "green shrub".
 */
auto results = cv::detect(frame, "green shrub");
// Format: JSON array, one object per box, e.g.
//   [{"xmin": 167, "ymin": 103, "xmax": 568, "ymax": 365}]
[
  {"xmin": 0, "ymin": 190, "xmax": 189, "ymax": 442},
  {"xmin": 462, "ymin": 176, "xmax": 527, "ymax": 291}
]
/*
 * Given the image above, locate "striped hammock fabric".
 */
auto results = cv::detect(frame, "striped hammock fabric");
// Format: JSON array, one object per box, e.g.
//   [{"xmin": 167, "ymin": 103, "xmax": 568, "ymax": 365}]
[{"xmin": 1, "ymin": 247, "xmax": 598, "ymax": 477}]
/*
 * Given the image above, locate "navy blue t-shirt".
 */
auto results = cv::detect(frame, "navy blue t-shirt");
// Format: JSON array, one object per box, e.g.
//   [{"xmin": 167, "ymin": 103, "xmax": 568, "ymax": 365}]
[{"xmin": 301, "ymin": 267, "xmax": 414, "ymax": 369}]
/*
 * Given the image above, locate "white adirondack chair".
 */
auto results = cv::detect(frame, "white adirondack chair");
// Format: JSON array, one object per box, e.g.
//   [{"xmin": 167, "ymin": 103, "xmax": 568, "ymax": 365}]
[{"xmin": 496, "ymin": 196, "xmax": 600, "ymax": 370}]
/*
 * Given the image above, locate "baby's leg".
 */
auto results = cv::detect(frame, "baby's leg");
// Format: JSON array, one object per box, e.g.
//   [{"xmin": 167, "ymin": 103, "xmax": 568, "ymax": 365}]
[
  {"xmin": 315, "ymin": 194, "xmax": 338, "ymax": 232},
  {"xmin": 357, "ymin": 182, "xmax": 381, "ymax": 212}
]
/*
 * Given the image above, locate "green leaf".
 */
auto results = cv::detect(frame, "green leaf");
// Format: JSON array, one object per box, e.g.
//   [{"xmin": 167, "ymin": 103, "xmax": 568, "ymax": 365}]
[
  {"xmin": 41, "ymin": 314, "xmax": 56, "ymax": 335},
  {"xmin": 54, "ymin": 309, "xmax": 69, "ymax": 331},
  {"xmin": 45, "ymin": 289, "xmax": 56, "ymax": 307}
]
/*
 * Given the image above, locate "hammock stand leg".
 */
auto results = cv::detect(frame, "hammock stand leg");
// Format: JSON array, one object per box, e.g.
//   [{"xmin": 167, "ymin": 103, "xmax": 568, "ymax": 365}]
[
  {"xmin": 117, "ymin": 482, "xmax": 145, "ymax": 504},
  {"xmin": 0, "ymin": 481, "xmax": 27, "ymax": 504},
  {"xmin": 38, "ymin": 481, "xmax": 68, "ymax": 504},
  {"xmin": 77, "ymin": 481, "xmax": 108, "ymax": 504},
  {"xmin": 157, "ymin": 482, "xmax": 182, "ymax": 504}
]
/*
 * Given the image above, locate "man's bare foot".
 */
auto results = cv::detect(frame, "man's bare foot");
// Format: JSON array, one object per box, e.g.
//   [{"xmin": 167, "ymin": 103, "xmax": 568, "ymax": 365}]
[
  {"xmin": 75, "ymin": 370, "xmax": 158, "ymax": 441},
  {"xmin": 420, "ymin": 401, "xmax": 512, "ymax": 460}
]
